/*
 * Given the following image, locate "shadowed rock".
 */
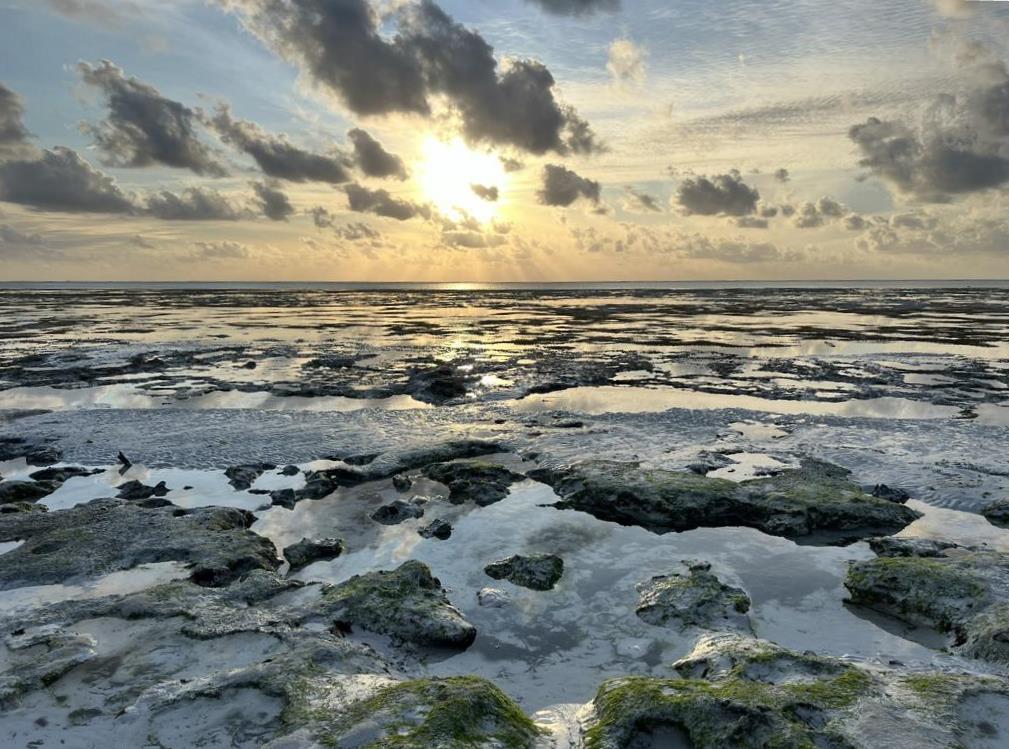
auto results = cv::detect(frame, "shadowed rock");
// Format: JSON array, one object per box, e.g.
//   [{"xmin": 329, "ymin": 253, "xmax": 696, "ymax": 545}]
[
  {"xmin": 423, "ymin": 460, "xmax": 525, "ymax": 506},
  {"xmin": 371, "ymin": 497, "xmax": 426, "ymax": 525},
  {"xmin": 485, "ymin": 554, "xmax": 564, "ymax": 591},
  {"xmin": 419, "ymin": 518, "xmax": 452, "ymax": 540},
  {"xmin": 116, "ymin": 479, "xmax": 169, "ymax": 500},
  {"xmin": 636, "ymin": 561, "xmax": 752, "ymax": 632},
  {"xmin": 224, "ymin": 463, "xmax": 276, "ymax": 491},
  {"xmin": 0, "ymin": 498, "xmax": 279, "ymax": 589},
  {"xmin": 0, "ymin": 466, "xmax": 101, "ymax": 507},
  {"xmin": 531, "ymin": 458, "xmax": 921, "ymax": 544},
  {"xmin": 982, "ymin": 499, "xmax": 1009, "ymax": 529},
  {"xmin": 845, "ymin": 539, "xmax": 1009, "ymax": 665},
  {"xmin": 283, "ymin": 537, "xmax": 344, "ymax": 571}
]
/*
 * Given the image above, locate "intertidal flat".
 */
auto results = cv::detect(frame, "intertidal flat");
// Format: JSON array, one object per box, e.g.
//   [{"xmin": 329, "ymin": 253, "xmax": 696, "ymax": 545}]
[{"xmin": 2, "ymin": 285, "xmax": 1009, "ymax": 748}]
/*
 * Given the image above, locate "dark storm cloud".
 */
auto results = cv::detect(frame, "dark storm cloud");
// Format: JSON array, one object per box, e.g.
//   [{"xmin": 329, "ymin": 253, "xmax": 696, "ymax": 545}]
[
  {"xmin": 252, "ymin": 180, "xmax": 295, "ymax": 221},
  {"xmin": 145, "ymin": 186, "xmax": 245, "ymax": 220},
  {"xmin": 0, "ymin": 83, "xmax": 34, "ymax": 158},
  {"xmin": 523, "ymin": 0, "xmax": 620, "ymax": 16},
  {"xmin": 0, "ymin": 147, "xmax": 136, "ymax": 213},
  {"xmin": 347, "ymin": 128, "xmax": 407, "ymax": 180},
  {"xmin": 210, "ymin": 106, "xmax": 353, "ymax": 184},
  {"xmin": 471, "ymin": 184, "xmax": 499, "ymax": 202},
  {"xmin": 676, "ymin": 171, "xmax": 760, "ymax": 216},
  {"xmin": 222, "ymin": 0, "xmax": 600, "ymax": 155},
  {"xmin": 344, "ymin": 183, "xmax": 428, "ymax": 221},
  {"xmin": 77, "ymin": 61, "xmax": 226, "ymax": 176},
  {"xmin": 538, "ymin": 164, "xmax": 600, "ymax": 206}
]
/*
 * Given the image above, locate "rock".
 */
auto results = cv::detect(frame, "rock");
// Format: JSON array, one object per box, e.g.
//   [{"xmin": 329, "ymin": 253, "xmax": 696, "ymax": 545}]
[
  {"xmin": 0, "ymin": 498, "xmax": 279, "ymax": 590},
  {"xmin": 477, "ymin": 587, "xmax": 511, "ymax": 608},
  {"xmin": 269, "ymin": 488, "xmax": 297, "ymax": 510},
  {"xmin": 392, "ymin": 473, "xmax": 413, "ymax": 492},
  {"xmin": 0, "ymin": 481, "xmax": 56, "ymax": 505},
  {"xmin": 0, "ymin": 438, "xmax": 61, "ymax": 466},
  {"xmin": 485, "ymin": 554, "xmax": 564, "ymax": 591},
  {"xmin": 872, "ymin": 484, "xmax": 912, "ymax": 503},
  {"xmin": 635, "ymin": 561, "xmax": 752, "ymax": 632},
  {"xmin": 294, "ymin": 440, "xmax": 504, "ymax": 503},
  {"xmin": 867, "ymin": 536, "xmax": 959, "ymax": 558},
  {"xmin": 406, "ymin": 362, "xmax": 469, "ymax": 404},
  {"xmin": 116, "ymin": 451, "xmax": 132, "ymax": 468},
  {"xmin": 982, "ymin": 499, "xmax": 1009, "ymax": 528},
  {"xmin": 0, "ymin": 628, "xmax": 97, "ymax": 707},
  {"xmin": 586, "ymin": 633, "xmax": 1009, "ymax": 749},
  {"xmin": 279, "ymin": 465, "xmax": 300, "ymax": 476},
  {"xmin": 686, "ymin": 451, "xmax": 735, "ymax": 476},
  {"xmin": 422, "ymin": 460, "xmax": 525, "ymax": 506},
  {"xmin": 318, "ymin": 560, "xmax": 475, "ymax": 648},
  {"xmin": 283, "ymin": 538, "xmax": 344, "ymax": 571},
  {"xmin": 224, "ymin": 463, "xmax": 277, "ymax": 491},
  {"xmin": 846, "ymin": 540, "xmax": 1009, "ymax": 664},
  {"xmin": 371, "ymin": 497, "xmax": 426, "ymax": 525},
  {"xmin": 531, "ymin": 458, "xmax": 921, "ymax": 544},
  {"xmin": 419, "ymin": 518, "xmax": 452, "ymax": 540},
  {"xmin": 116, "ymin": 479, "xmax": 169, "ymax": 500},
  {"xmin": 28, "ymin": 466, "xmax": 99, "ymax": 484}
]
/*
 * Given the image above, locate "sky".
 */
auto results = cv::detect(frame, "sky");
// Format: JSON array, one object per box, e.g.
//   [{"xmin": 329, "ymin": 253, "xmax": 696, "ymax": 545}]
[{"xmin": 1, "ymin": 0, "xmax": 1009, "ymax": 281}]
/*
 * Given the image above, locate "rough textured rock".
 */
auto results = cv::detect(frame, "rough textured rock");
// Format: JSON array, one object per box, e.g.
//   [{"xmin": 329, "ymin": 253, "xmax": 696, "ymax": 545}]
[
  {"xmin": 0, "ymin": 481, "xmax": 55, "ymax": 505},
  {"xmin": 419, "ymin": 518, "xmax": 453, "ymax": 540},
  {"xmin": 371, "ymin": 497, "xmax": 426, "ymax": 525},
  {"xmin": 485, "ymin": 554, "xmax": 564, "ymax": 591},
  {"xmin": 224, "ymin": 462, "xmax": 276, "ymax": 491},
  {"xmin": 635, "ymin": 561, "xmax": 752, "ymax": 632},
  {"xmin": 0, "ymin": 437, "xmax": 61, "ymax": 466},
  {"xmin": 872, "ymin": 484, "xmax": 911, "ymax": 503},
  {"xmin": 477, "ymin": 587, "xmax": 511, "ymax": 608},
  {"xmin": 845, "ymin": 539, "xmax": 1009, "ymax": 664},
  {"xmin": 406, "ymin": 362, "xmax": 470, "ymax": 404},
  {"xmin": 531, "ymin": 458, "xmax": 921, "ymax": 544},
  {"xmin": 0, "ymin": 628, "xmax": 98, "ymax": 707},
  {"xmin": 294, "ymin": 440, "xmax": 504, "ymax": 502},
  {"xmin": 423, "ymin": 460, "xmax": 526, "ymax": 506},
  {"xmin": 584, "ymin": 632, "xmax": 1009, "ymax": 749},
  {"xmin": 392, "ymin": 473, "xmax": 413, "ymax": 492},
  {"xmin": 317, "ymin": 560, "xmax": 476, "ymax": 648},
  {"xmin": 283, "ymin": 537, "xmax": 344, "ymax": 571},
  {"xmin": 116, "ymin": 479, "xmax": 169, "ymax": 500},
  {"xmin": 982, "ymin": 499, "xmax": 1009, "ymax": 529},
  {"xmin": 0, "ymin": 498, "xmax": 279, "ymax": 589}
]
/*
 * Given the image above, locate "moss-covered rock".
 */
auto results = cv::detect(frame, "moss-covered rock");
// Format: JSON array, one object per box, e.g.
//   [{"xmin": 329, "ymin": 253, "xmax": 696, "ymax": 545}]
[
  {"xmin": 530, "ymin": 458, "xmax": 920, "ymax": 544},
  {"xmin": 485, "ymin": 554, "xmax": 564, "ymax": 591},
  {"xmin": 845, "ymin": 540, "xmax": 1009, "ymax": 664},
  {"xmin": 584, "ymin": 633, "xmax": 1009, "ymax": 749},
  {"xmin": 423, "ymin": 460, "xmax": 526, "ymax": 506},
  {"xmin": 636, "ymin": 561, "xmax": 751, "ymax": 632},
  {"xmin": 317, "ymin": 561, "xmax": 476, "ymax": 648}
]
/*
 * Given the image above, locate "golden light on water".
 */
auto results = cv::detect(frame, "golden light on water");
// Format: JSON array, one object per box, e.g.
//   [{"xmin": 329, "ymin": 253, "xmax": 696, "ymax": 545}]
[{"xmin": 416, "ymin": 137, "xmax": 507, "ymax": 224}]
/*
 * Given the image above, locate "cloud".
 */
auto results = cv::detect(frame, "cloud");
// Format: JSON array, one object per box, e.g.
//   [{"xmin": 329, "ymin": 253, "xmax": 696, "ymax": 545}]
[
  {"xmin": 347, "ymin": 128, "xmax": 407, "ymax": 179},
  {"xmin": 0, "ymin": 224, "xmax": 43, "ymax": 246},
  {"xmin": 310, "ymin": 205, "xmax": 336, "ymax": 228},
  {"xmin": 538, "ymin": 164, "xmax": 600, "ymax": 206},
  {"xmin": 0, "ymin": 83, "xmax": 34, "ymax": 159},
  {"xmin": 607, "ymin": 38, "xmax": 646, "ymax": 86},
  {"xmin": 222, "ymin": 0, "xmax": 599, "ymax": 155},
  {"xmin": 442, "ymin": 230, "xmax": 508, "ymax": 249},
  {"xmin": 252, "ymin": 180, "xmax": 294, "ymax": 221},
  {"xmin": 44, "ymin": 0, "xmax": 141, "ymax": 24},
  {"xmin": 793, "ymin": 196, "xmax": 846, "ymax": 228},
  {"xmin": 855, "ymin": 211, "xmax": 1009, "ymax": 256},
  {"xmin": 680, "ymin": 236, "xmax": 801, "ymax": 264},
  {"xmin": 843, "ymin": 214, "xmax": 867, "ymax": 231},
  {"xmin": 773, "ymin": 168, "xmax": 790, "ymax": 183},
  {"xmin": 210, "ymin": 105, "xmax": 353, "ymax": 184},
  {"xmin": 623, "ymin": 186, "xmax": 662, "ymax": 212},
  {"xmin": 735, "ymin": 216, "xmax": 769, "ymax": 229},
  {"xmin": 471, "ymin": 183, "xmax": 499, "ymax": 202},
  {"xmin": 145, "ymin": 186, "xmax": 245, "ymax": 220},
  {"xmin": 676, "ymin": 171, "xmax": 759, "ymax": 216},
  {"xmin": 524, "ymin": 0, "xmax": 619, "ymax": 15},
  {"xmin": 0, "ymin": 147, "xmax": 136, "ymax": 213},
  {"xmin": 345, "ymin": 183, "xmax": 428, "ymax": 220},
  {"xmin": 77, "ymin": 60, "xmax": 226, "ymax": 176},
  {"xmin": 193, "ymin": 240, "xmax": 251, "ymax": 259},
  {"xmin": 334, "ymin": 221, "xmax": 381, "ymax": 242}
]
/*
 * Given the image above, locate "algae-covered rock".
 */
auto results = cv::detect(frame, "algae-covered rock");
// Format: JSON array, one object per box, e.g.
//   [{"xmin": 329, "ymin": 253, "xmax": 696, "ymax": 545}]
[
  {"xmin": 317, "ymin": 560, "xmax": 476, "ymax": 648},
  {"xmin": 982, "ymin": 499, "xmax": 1009, "ymax": 529},
  {"xmin": 485, "ymin": 554, "xmax": 564, "ymax": 591},
  {"xmin": 0, "ymin": 498, "xmax": 279, "ymax": 589},
  {"xmin": 845, "ymin": 540, "xmax": 1009, "ymax": 664},
  {"xmin": 584, "ymin": 632, "xmax": 1009, "ymax": 749},
  {"xmin": 283, "ymin": 537, "xmax": 344, "ymax": 571},
  {"xmin": 423, "ymin": 460, "xmax": 526, "ymax": 506},
  {"xmin": 531, "ymin": 458, "xmax": 920, "ymax": 544},
  {"xmin": 635, "ymin": 561, "xmax": 752, "ymax": 632}
]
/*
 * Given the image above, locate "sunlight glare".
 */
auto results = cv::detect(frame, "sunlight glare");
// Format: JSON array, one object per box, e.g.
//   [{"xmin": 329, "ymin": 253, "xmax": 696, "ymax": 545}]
[{"xmin": 417, "ymin": 138, "xmax": 507, "ymax": 224}]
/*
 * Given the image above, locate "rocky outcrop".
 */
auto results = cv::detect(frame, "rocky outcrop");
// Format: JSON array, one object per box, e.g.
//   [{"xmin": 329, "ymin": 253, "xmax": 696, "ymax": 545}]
[
  {"xmin": 0, "ymin": 498, "xmax": 279, "ymax": 589},
  {"xmin": 982, "ymin": 499, "xmax": 1009, "ymax": 529},
  {"xmin": 419, "ymin": 518, "xmax": 453, "ymax": 540},
  {"xmin": 224, "ymin": 463, "xmax": 276, "ymax": 491},
  {"xmin": 531, "ymin": 458, "xmax": 921, "ymax": 544},
  {"xmin": 0, "ymin": 466, "xmax": 101, "ymax": 507},
  {"xmin": 423, "ymin": 460, "xmax": 525, "ymax": 506},
  {"xmin": 371, "ymin": 497, "xmax": 426, "ymax": 525},
  {"xmin": 485, "ymin": 554, "xmax": 564, "ymax": 591},
  {"xmin": 584, "ymin": 632, "xmax": 1009, "ymax": 749},
  {"xmin": 116, "ymin": 479, "xmax": 169, "ymax": 500},
  {"xmin": 283, "ymin": 537, "xmax": 344, "ymax": 571},
  {"xmin": 636, "ymin": 561, "xmax": 751, "ymax": 632},
  {"xmin": 845, "ymin": 539, "xmax": 1009, "ymax": 665},
  {"xmin": 315, "ymin": 561, "xmax": 476, "ymax": 648},
  {"xmin": 0, "ymin": 628, "xmax": 98, "ymax": 707}
]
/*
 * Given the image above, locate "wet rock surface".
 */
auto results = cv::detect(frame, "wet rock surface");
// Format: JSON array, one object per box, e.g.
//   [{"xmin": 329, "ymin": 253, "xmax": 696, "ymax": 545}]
[
  {"xmin": 0, "ymin": 499, "xmax": 279, "ymax": 589},
  {"xmin": 283, "ymin": 537, "xmax": 344, "ymax": 570},
  {"xmin": 982, "ymin": 499, "xmax": 1009, "ymax": 529},
  {"xmin": 423, "ymin": 459, "xmax": 526, "ymax": 506},
  {"xmin": 485, "ymin": 553, "xmax": 564, "ymax": 591},
  {"xmin": 635, "ymin": 561, "xmax": 752, "ymax": 632},
  {"xmin": 585, "ymin": 633, "xmax": 1009, "ymax": 749},
  {"xmin": 419, "ymin": 518, "xmax": 453, "ymax": 540},
  {"xmin": 371, "ymin": 496, "xmax": 426, "ymax": 525},
  {"xmin": 532, "ymin": 458, "xmax": 922, "ymax": 544},
  {"xmin": 845, "ymin": 540, "xmax": 1009, "ymax": 665}
]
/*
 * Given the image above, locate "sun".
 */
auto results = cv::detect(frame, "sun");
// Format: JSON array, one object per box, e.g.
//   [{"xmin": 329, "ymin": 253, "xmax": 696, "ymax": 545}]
[{"xmin": 416, "ymin": 137, "xmax": 507, "ymax": 224}]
